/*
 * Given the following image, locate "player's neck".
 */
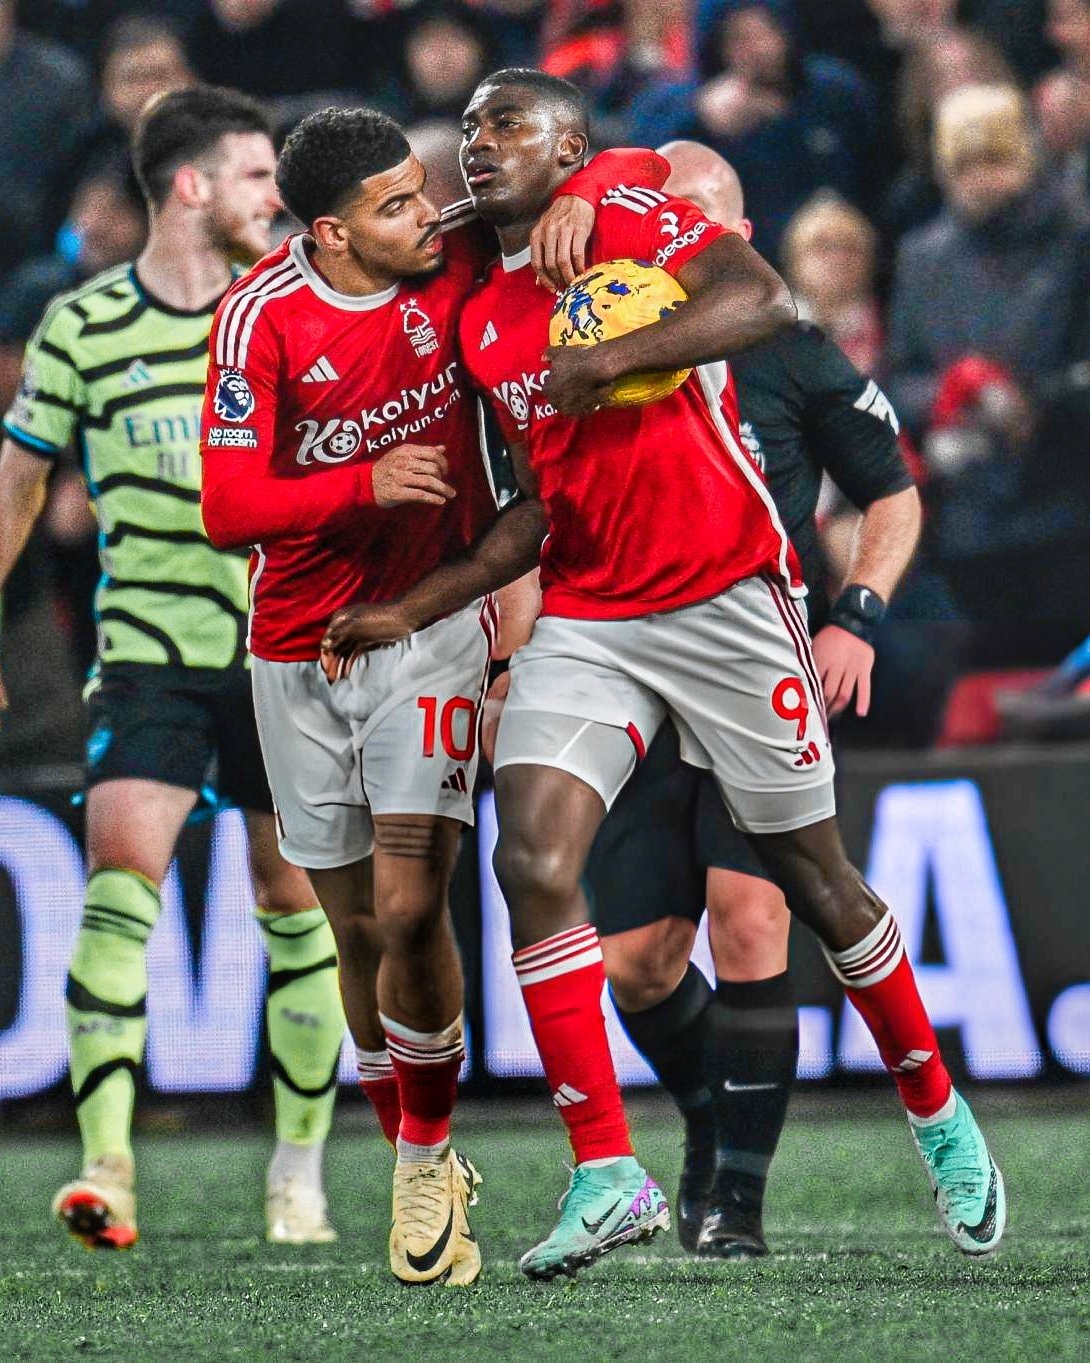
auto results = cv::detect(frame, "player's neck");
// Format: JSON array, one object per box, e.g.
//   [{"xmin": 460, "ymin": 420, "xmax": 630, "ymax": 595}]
[
  {"xmin": 495, "ymin": 222, "xmax": 535, "ymax": 258},
  {"xmin": 135, "ymin": 213, "xmax": 235, "ymax": 313},
  {"xmin": 308, "ymin": 241, "xmax": 396, "ymax": 299}
]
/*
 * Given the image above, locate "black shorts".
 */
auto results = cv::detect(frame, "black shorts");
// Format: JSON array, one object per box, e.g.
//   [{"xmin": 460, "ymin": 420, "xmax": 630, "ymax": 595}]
[
  {"xmin": 85, "ymin": 662, "xmax": 273, "ymax": 814},
  {"xmin": 585, "ymin": 721, "xmax": 772, "ymax": 938}
]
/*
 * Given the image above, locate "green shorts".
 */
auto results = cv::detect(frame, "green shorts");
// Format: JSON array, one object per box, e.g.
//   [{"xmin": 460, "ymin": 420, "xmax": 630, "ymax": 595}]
[{"xmin": 85, "ymin": 662, "xmax": 273, "ymax": 814}]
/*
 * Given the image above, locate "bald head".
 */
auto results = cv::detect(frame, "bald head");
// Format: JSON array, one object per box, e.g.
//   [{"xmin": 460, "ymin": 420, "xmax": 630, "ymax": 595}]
[{"xmin": 659, "ymin": 140, "xmax": 749, "ymax": 236}]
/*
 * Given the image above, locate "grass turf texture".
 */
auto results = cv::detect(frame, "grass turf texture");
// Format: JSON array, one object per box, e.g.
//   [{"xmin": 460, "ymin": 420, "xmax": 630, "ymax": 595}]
[{"xmin": 1, "ymin": 1093, "xmax": 1086, "ymax": 1362}]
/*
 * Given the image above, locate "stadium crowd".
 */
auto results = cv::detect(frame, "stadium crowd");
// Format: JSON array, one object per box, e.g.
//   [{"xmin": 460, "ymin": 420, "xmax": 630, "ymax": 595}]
[{"xmin": 3, "ymin": 0, "xmax": 1090, "ymax": 763}]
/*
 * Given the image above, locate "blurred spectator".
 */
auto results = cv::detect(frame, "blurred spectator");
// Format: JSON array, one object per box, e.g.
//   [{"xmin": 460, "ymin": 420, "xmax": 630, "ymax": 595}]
[
  {"xmin": 15, "ymin": 2, "xmax": 201, "ymax": 59},
  {"xmin": 187, "ymin": 0, "xmax": 364, "ymax": 101},
  {"xmin": 884, "ymin": 26, "xmax": 1015, "ymax": 238},
  {"xmin": 77, "ymin": 15, "xmax": 195, "ymax": 175},
  {"xmin": 629, "ymin": 0, "xmax": 878, "ymax": 263},
  {"xmin": 0, "ymin": 167, "xmax": 146, "ymax": 410},
  {"xmin": 0, "ymin": 0, "xmax": 93, "ymax": 274},
  {"xmin": 887, "ymin": 83, "xmax": 1090, "ymax": 433},
  {"xmin": 541, "ymin": 0, "xmax": 691, "ymax": 143},
  {"xmin": 889, "ymin": 83, "xmax": 1090, "ymax": 664},
  {"xmin": 781, "ymin": 193, "xmax": 884, "ymax": 376},
  {"xmin": 1036, "ymin": 1, "xmax": 1090, "ymax": 200},
  {"xmin": 406, "ymin": 120, "xmax": 467, "ymax": 206},
  {"xmin": 706, "ymin": 0, "xmax": 954, "ymax": 191},
  {"xmin": 398, "ymin": 2, "xmax": 500, "ymax": 123},
  {"xmin": 0, "ymin": 165, "xmax": 142, "ymax": 682}
]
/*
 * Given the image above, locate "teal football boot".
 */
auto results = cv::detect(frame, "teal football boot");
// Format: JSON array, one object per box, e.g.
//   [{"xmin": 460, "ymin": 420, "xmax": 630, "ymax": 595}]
[
  {"xmin": 519, "ymin": 1157, "xmax": 670, "ymax": 1280},
  {"xmin": 910, "ymin": 1090, "xmax": 1006, "ymax": 1255}
]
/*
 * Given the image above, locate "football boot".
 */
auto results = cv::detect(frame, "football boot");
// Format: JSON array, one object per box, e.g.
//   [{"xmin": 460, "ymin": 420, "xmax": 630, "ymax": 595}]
[
  {"xmin": 519, "ymin": 1157, "xmax": 669, "ymax": 1281},
  {"xmin": 52, "ymin": 1154, "xmax": 138, "ymax": 1251},
  {"xmin": 909, "ymin": 1089, "xmax": 1006, "ymax": 1256},
  {"xmin": 389, "ymin": 1146, "xmax": 481, "ymax": 1286}
]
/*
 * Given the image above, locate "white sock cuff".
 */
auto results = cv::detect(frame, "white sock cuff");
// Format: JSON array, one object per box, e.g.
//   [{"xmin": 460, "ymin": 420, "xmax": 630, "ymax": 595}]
[
  {"xmin": 512, "ymin": 923, "xmax": 602, "ymax": 987},
  {"xmin": 823, "ymin": 911, "xmax": 905, "ymax": 989},
  {"xmin": 356, "ymin": 1047, "xmax": 395, "ymax": 1082},
  {"xmin": 907, "ymin": 1088, "xmax": 957, "ymax": 1127},
  {"xmin": 380, "ymin": 1012, "xmax": 464, "ymax": 1065}
]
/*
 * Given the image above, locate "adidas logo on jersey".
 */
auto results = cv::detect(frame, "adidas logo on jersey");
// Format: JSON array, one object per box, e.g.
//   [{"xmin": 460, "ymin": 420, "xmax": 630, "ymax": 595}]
[
  {"xmin": 441, "ymin": 768, "xmax": 469, "ymax": 794},
  {"xmin": 602, "ymin": 184, "xmax": 669, "ymax": 215},
  {"xmin": 552, "ymin": 1083, "xmax": 588, "ymax": 1108},
  {"xmin": 125, "ymin": 359, "xmax": 153, "ymax": 388},
  {"xmin": 479, "ymin": 320, "xmax": 498, "ymax": 349},
  {"xmin": 302, "ymin": 355, "xmax": 340, "ymax": 384}
]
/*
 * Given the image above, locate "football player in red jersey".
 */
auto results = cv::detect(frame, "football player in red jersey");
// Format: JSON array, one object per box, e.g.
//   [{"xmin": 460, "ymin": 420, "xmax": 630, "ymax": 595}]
[
  {"xmin": 324, "ymin": 70, "xmax": 1007, "ymax": 1273},
  {"xmin": 199, "ymin": 105, "xmax": 667, "ymax": 1285}
]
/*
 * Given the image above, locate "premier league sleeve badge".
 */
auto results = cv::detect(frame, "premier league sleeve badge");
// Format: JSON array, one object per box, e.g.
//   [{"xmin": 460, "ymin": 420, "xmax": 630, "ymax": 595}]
[{"xmin": 213, "ymin": 369, "xmax": 256, "ymax": 423}]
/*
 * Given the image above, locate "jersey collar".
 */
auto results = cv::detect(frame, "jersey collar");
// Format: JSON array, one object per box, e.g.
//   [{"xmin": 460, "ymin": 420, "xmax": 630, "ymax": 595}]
[
  {"xmin": 290, "ymin": 235, "xmax": 400, "ymax": 311},
  {"xmin": 501, "ymin": 246, "xmax": 532, "ymax": 273}
]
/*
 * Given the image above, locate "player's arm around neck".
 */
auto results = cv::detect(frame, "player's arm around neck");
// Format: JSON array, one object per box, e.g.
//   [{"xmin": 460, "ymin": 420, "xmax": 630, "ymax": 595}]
[{"xmin": 568, "ymin": 235, "xmax": 796, "ymax": 402}]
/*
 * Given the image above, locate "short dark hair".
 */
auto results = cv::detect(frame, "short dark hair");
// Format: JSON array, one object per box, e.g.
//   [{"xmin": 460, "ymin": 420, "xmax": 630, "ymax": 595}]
[
  {"xmin": 132, "ymin": 85, "xmax": 272, "ymax": 207},
  {"xmin": 475, "ymin": 68, "xmax": 590, "ymax": 138},
  {"xmin": 276, "ymin": 107, "xmax": 412, "ymax": 226}
]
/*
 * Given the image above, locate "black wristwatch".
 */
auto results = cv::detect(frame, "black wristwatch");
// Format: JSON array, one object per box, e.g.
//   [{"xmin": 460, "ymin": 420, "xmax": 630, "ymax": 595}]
[{"xmin": 829, "ymin": 583, "xmax": 886, "ymax": 646}]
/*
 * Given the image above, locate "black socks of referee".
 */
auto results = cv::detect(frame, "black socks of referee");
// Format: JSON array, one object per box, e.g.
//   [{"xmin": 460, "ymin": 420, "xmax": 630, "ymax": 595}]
[
  {"xmin": 703, "ymin": 973, "xmax": 798, "ymax": 1213},
  {"xmin": 614, "ymin": 962, "xmax": 715, "ymax": 1126},
  {"xmin": 614, "ymin": 964, "xmax": 798, "ymax": 1235}
]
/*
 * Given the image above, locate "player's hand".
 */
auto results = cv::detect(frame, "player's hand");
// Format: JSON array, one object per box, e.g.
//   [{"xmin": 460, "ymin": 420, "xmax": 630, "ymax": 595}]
[
  {"xmin": 531, "ymin": 196, "xmax": 595, "ymax": 292},
  {"xmin": 371, "ymin": 444, "xmax": 456, "ymax": 508},
  {"xmin": 542, "ymin": 345, "xmax": 615, "ymax": 416},
  {"xmin": 812, "ymin": 624, "xmax": 875, "ymax": 718},
  {"xmin": 480, "ymin": 670, "xmax": 510, "ymax": 765},
  {"xmin": 320, "ymin": 601, "xmax": 418, "ymax": 681}
]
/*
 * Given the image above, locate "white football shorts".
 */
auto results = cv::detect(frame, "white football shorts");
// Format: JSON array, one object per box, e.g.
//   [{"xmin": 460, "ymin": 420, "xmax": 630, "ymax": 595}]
[
  {"xmin": 493, "ymin": 576, "xmax": 835, "ymax": 834},
  {"xmin": 251, "ymin": 598, "xmax": 495, "ymax": 868}
]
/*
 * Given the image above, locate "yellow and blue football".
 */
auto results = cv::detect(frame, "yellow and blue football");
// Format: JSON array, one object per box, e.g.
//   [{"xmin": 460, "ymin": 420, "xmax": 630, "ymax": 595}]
[{"xmin": 548, "ymin": 258, "xmax": 690, "ymax": 408}]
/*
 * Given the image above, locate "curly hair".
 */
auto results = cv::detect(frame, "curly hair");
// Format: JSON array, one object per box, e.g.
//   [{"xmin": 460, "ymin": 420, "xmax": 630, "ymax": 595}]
[
  {"xmin": 276, "ymin": 107, "xmax": 412, "ymax": 226},
  {"xmin": 133, "ymin": 85, "xmax": 271, "ymax": 208}
]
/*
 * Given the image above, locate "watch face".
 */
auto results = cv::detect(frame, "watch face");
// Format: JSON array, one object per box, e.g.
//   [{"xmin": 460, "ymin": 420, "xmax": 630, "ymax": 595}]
[{"xmin": 855, "ymin": 586, "xmax": 882, "ymax": 619}]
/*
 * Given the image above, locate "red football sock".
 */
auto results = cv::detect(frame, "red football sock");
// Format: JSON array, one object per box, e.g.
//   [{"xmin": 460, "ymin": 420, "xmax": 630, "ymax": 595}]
[
  {"xmin": 826, "ymin": 912, "xmax": 953, "ymax": 1119},
  {"xmin": 513, "ymin": 924, "xmax": 633, "ymax": 1163},
  {"xmin": 356, "ymin": 1048, "xmax": 402, "ymax": 1147},
  {"xmin": 380, "ymin": 1014, "xmax": 463, "ymax": 1150}
]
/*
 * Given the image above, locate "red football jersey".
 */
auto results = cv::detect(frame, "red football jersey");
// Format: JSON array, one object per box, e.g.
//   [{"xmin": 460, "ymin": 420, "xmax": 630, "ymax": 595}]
[
  {"xmin": 200, "ymin": 151, "xmax": 676, "ymax": 660},
  {"xmin": 201, "ymin": 214, "xmax": 496, "ymax": 661},
  {"xmin": 460, "ymin": 186, "xmax": 802, "ymax": 621}
]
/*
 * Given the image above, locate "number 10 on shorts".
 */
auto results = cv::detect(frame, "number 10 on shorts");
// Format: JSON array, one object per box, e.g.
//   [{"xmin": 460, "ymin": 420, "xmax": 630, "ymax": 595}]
[{"xmin": 417, "ymin": 696, "xmax": 477, "ymax": 761}]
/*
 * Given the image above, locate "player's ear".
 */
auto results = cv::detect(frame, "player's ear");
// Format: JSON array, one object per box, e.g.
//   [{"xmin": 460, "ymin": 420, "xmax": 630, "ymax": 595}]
[
  {"xmin": 312, "ymin": 215, "xmax": 348, "ymax": 253},
  {"xmin": 173, "ymin": 163, "xmax": 210, "ymax": 210},
  {"xmin": 558, "ymin": 129, "xmax": 588, "ymax": 169},
  {"xmin": 740, "ymin": 218, "xmax": 754, "ymax": 242}
]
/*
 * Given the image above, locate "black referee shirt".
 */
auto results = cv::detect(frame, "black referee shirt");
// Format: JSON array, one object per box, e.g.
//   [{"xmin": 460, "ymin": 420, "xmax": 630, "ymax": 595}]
[{"xmin": 730, "ymin": 322, "xmax": 912, "ymax": 628}]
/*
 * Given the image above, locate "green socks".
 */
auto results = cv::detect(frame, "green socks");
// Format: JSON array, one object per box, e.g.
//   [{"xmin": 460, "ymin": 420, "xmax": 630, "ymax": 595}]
[
  {"xmin": 67, "ymin": 869, "xmax": 160, "ymax": 1164},
  {"xmin": 257, "ymin": 907, "xmax": 344, "ymax": 1148},
  {"xmin": 66, "ymin": 880, "xmax": 343, "ymax": 1166}
]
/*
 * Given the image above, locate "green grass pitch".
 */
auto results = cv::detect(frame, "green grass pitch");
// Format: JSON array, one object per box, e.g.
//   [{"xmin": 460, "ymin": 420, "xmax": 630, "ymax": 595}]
[{"xmin": 1, "ymin": 1092, "xmax": 1087, "ymax": 1362}]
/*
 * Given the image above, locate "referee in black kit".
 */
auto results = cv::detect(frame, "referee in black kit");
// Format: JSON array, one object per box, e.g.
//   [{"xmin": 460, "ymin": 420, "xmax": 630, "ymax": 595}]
[{"xmin": 485, "ymin": 140, "xmax": 921, "ymax": 1261}]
